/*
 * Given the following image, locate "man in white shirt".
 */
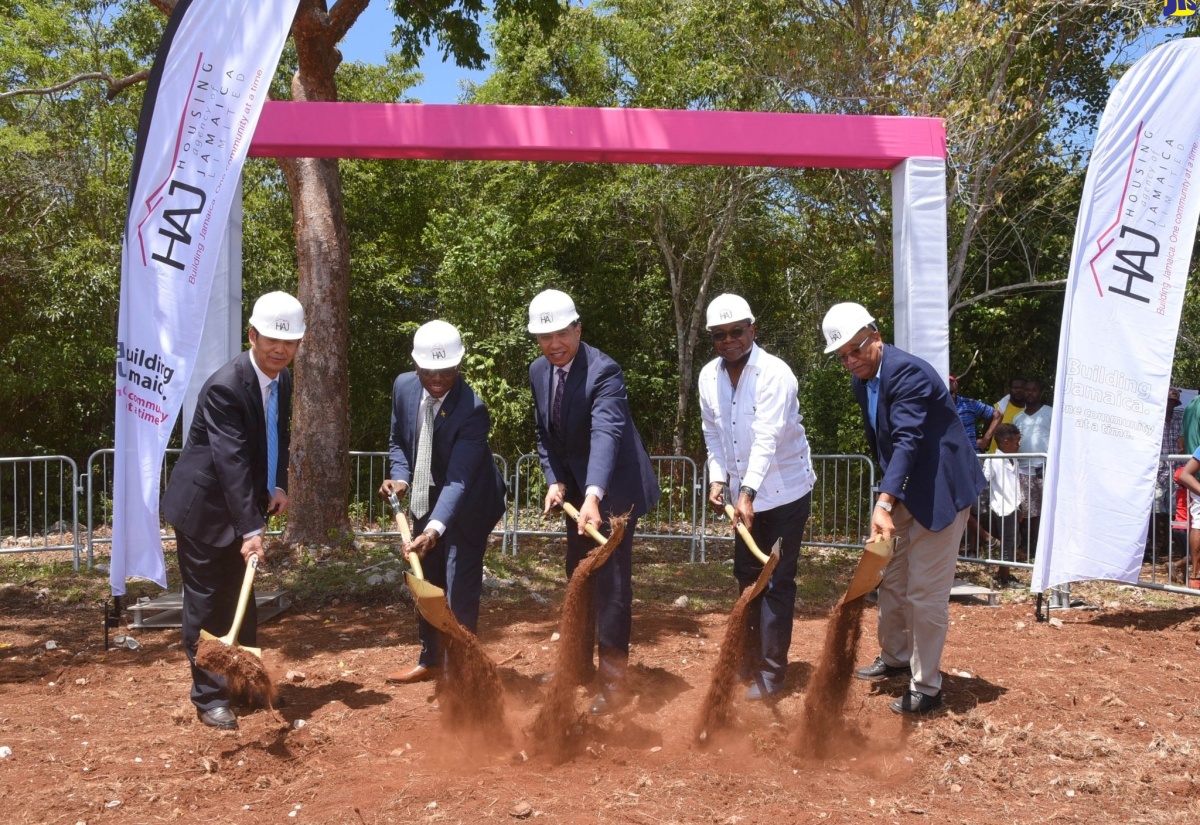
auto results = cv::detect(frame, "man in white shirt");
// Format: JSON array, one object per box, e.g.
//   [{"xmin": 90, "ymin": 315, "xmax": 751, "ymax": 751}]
[
  {"xmin": 1013, "ymin": 378, "xmax": 1051, "ymax": 556},
  {"xmin": 700, "ymin": 294, "xmax": 817, "ymax": 700}
]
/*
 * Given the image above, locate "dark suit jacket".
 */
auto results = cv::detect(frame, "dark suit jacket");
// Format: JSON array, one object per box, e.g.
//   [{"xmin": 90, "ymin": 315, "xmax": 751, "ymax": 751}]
[
  {"xmin": 852, "ymin": 344, "xmax": 986, "ymax": 532},
  {"xmin": 162, "ymin": 350, "xmax": 290, "ymax": 547},
  {"xmin": 530, "ymin": 342, "xmax": 661, "ymax": 520},
  {"xmin": 388, "ymin": 372, "xmax": 506, "ymax": 539}
]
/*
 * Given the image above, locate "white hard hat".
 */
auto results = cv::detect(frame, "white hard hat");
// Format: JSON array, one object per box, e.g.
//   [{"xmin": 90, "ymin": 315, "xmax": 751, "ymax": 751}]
[
  {"xmin": 821, "ymin": 302, "xmax": 875, "ymax": 353},
  {"xmin": 527, "ymin": 289, "xmax": 580, "ymax": 334},
  {"xmin": 250, "ymin": 291, "xmax": 306, "ymax": 340},
  {"xmin": 706, "ymin": 294, "xmax": 755, "ymax": 329},
  {"xmin": 412, "ymin": 320, "xmax": 464, "ymax": 369}
]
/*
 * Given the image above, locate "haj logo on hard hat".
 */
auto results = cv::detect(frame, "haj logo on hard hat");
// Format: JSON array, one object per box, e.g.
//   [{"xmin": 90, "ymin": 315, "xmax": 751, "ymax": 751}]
[
  {"xmin": 539, "ymin": 312, "xmax": 553, "ymax": 325},
  {"xmin": 829, "ymin": 330, "xmax": 843, "ymax": 344},
  {"xmin": 274, "ymin": 319, "xmax": 290, "ymax": 332},
  {"xmin": 719, "ymin": 310, "xmax": 733, "ymax": 320},
  {"xmin": 1163, "ymin": 0, "xmax": 1196, "ymax": 18},
  {"xmin": 431, "ymin": 347, "xmax": 447, "ymax": 360}
]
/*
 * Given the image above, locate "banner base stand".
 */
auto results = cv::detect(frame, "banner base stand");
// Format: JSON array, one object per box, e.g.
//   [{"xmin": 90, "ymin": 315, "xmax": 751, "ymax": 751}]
[{"xmin": 1035, "ymin": 584, "xmax": 1097, "ymax": 622}]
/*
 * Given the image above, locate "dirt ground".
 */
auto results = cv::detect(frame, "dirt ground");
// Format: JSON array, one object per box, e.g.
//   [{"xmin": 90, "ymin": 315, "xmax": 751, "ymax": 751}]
[{"xmin": 4, "ymin": 541, "xmax": 1200, "ymax": 825}]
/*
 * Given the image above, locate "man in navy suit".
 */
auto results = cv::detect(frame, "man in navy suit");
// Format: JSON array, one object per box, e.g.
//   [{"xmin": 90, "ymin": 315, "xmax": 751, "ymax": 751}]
[
  {"xmin": 379, "ymin": 320, "xmax": 506, "ymax": 686},
  {"xmin": 162, "ymin": 291, "xmax": 305, "ymax": 730},
  {"xmin": 527, "ymin": 289, "xmax": 661, "ymax": 714},
  {"xmin": 823, "ymin": 302, "xmax": 986, "ymax": 717}
]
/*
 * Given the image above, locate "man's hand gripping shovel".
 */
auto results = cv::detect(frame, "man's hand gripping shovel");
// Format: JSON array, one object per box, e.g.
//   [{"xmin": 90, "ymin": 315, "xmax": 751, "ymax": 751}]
[
  {"xmin": 723, "ymin": 501, "xmax": 781, "ymax": 597},
  {"xmin": 388, "ymin": 493, "xmax": 469, "ymax": 643}
]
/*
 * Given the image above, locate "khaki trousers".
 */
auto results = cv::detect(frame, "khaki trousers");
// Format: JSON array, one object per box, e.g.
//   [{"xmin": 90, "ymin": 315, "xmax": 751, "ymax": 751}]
[{"xmin": 876, "ymin": 503, "xmax": 969, "ymax": 696}]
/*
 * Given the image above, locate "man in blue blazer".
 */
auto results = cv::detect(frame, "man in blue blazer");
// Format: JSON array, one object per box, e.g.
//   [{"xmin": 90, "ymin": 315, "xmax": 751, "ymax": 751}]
[
  {"xmin": 823, "ymin": 302, "xmax": 986, "ymax": 717},
  {"xmin": 527, "ymin": 289, "xmax": 661, "ymax": 714},
  {"xmin": 380, "ymin": 320, "xmax": 507, "ymax": 687},
  {"xmin": 162, "ymin": 291, "xmax": 305, "ymax": 730}
]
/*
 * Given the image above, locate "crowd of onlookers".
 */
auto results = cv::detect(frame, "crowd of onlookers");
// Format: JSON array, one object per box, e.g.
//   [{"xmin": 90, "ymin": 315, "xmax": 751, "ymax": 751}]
[
  {"xmin": 949, "ymin": 375, "xmax": 1052, "ymax": 587},
  {"xmin": 953, "ymin": 373, "xmax": 1200, "ymax": 590}
]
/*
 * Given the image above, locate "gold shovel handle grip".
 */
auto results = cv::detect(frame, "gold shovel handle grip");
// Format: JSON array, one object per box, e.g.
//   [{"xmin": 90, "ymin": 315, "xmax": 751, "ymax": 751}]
[
  {"xmin": 223, "ymin": 555, "xmax": 258, "ymax": 645},
  {"xmin": 724, "ymin": 503, "xmax": 770, "ymax": 565},
  {"xmin": 561, "ymin": 501, "xmax": 608, "ymax": 546}
]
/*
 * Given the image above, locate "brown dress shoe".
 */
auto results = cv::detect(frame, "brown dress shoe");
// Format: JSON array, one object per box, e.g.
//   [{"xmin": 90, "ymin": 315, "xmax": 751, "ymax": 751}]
[{"xmin": 386, "ymin": 665, "xmax": 438, "ymax": 684}]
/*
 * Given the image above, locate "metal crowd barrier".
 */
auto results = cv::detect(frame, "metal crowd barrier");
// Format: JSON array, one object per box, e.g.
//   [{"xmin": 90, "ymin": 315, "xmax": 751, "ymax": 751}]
[
  {"xmin": 959, "ymin": 451, "xmax": 1046, "ymax": 577},
  {"xmin": 350, "ymin": 451, "xmax": 511, "ymax": 554},
  {"xmin": 697, "ymin": 454, "xmax": 877, "ymax": 561},
  {"xmin": 3, "ymin": 446, "xmax": 1199, "ymax": 601},
  {"xmin": 0, "ymin": 455, "xmax": 81, "ymax": 569}
]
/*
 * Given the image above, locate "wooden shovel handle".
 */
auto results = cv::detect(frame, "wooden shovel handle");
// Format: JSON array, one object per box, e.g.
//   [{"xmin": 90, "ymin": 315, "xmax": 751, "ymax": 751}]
[
  {"xmin": 561, "ymin": 501, "xmax": 608, "ymax": 546},
  {"xmin": 387, "ymin": 493, "xmax": 424, "ymax": 580},
  {"xmin": 223, "ymin": 555, "xmax": 258, "ymax": 645},
  {"xmin": 724, "ymin": 503, "xmax": 770, "ymax": 565}
]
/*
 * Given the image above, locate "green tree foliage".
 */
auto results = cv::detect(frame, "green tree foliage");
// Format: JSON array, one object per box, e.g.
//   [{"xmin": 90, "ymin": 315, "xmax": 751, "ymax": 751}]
[{"xmin": 0, "ymin": 0, "xmax": 163, "ymax": 460}]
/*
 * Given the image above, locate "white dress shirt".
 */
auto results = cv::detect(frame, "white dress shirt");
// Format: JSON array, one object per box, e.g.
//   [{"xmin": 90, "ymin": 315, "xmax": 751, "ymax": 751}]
[{"xmin": 699, "ymin": 343, "xmax": 816, "ymax": 510}]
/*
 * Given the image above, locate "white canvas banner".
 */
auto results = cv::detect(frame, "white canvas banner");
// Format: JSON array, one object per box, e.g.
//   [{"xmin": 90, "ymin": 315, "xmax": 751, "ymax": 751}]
[
  {"xmin": 112, "ymin": 0, "xmax": 299, "ymax": 595},
  {"xmin": 892, "ymin": 157, "xmax": 951, "ymax": 379},
  {"xmin": 1033, "ymin": 39, "xmax": 1200, "ymax": 592}
]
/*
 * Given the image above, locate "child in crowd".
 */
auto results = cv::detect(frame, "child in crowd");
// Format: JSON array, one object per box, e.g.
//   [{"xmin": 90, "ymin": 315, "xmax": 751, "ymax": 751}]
[{"xmin": 983, "ymin": 423, "xmax": 1023, "ymax": 587}]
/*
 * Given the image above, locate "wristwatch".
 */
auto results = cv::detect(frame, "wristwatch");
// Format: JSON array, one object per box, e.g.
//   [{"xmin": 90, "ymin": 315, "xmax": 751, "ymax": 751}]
[
  {"xmin": 875, "ymin": 499, "xmax": 893, "ymax": 513},
  {"xmin": 422, "ymin": 528, "xmax": 439, "ymax": 542},
  {"xmin": 740, "ymin": 486, "xmax": 757, "ymax": 502}
]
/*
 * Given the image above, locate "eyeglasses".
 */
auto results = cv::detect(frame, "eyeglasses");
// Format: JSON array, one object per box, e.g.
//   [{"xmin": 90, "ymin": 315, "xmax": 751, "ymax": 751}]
[
  {"xmin": 710, "ymin": 326, "xmax": 748, "ymax": 342},
  {"xmin": 834, "ymin": 333, "xmax": 874, "ymax": 363},
  {"xmin": 418, "ymin": 366, "xmax": 458, "ymax": 379}
]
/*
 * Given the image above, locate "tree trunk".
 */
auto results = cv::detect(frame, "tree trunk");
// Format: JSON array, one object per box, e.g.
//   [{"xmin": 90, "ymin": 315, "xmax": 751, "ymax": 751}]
[
  {"xmin": 279, "ymin": 155, "xmax": 352, "ymax": 544},
  {"xmin": 275, "ymin": 0, "xmax": 361, "ymax": 544}
]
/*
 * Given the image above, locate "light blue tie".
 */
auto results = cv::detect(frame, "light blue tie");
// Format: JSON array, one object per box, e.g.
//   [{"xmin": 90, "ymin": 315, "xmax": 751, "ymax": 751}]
[{"xmin": 266, "ymin": 379, "xmax": 279, "ymax": 496}]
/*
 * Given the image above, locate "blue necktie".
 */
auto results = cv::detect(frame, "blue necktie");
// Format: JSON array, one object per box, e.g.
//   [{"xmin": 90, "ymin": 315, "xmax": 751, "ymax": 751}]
[
  {"xmin": 552, "ymin": 368, "xmax": 567, "ymax": 434},
  {"xmin": 866, "ymin": 377, "xmax": 879, "ymax": 430},
  {"xmin": 266, "ymin": 379, "xmax": 279, "ymax": 496}
]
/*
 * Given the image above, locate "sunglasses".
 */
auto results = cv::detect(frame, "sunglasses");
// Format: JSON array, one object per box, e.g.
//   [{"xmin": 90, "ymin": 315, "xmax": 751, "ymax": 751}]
[
  {"xmin": 418, "ymin": 366, "xmax": 458, "ymax": 379},
  {"xmin": 710, "ymin": 326, "xmax": 748, "ymax": 342}
]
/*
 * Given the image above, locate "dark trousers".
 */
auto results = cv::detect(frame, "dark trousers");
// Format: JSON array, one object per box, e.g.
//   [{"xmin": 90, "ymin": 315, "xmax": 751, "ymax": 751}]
[
  {"xmin": 177, "ymin": 531, "xmax": 257, "ymax": 712},
  {"xmin": 733, "ymin": 492, "xmax": 812, "ymax": 692},
  {"xmin": 564, "ymin": 510, "xmax": 637, "ymax": 689},
  {"xmin": 413, "ymin": 519, "xmax": 487, "ymax": 671}
]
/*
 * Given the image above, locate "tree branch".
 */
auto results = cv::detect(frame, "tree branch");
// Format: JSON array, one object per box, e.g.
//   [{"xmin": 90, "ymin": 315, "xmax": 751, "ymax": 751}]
[
  {"xmin": 0, "ymin": 70, "xmax": 151, "ymax": 103},
  {"xmin": 949, "ymin": 278, "xmax": 1067, "ymax": 318}
]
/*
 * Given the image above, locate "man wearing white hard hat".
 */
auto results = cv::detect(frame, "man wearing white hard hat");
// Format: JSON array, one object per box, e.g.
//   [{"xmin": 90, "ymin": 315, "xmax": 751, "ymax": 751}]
[
  {"xmin": 699, "ymin": 294, "xmax": 817, "ymax": 700},
  {"xmin": 822, "ymin": 302, "xmax": 985, "ymax": 717},
  {"xmin": 527, "ymin": 289, "xmax": 661, "ymax": 714},
  {"xmin": 163, "ymin": 291, "xmax": 306, "ymax": 730},
  {"xmin": 379, "ymin": 320, "xmax": 506, "ymax": 687}
]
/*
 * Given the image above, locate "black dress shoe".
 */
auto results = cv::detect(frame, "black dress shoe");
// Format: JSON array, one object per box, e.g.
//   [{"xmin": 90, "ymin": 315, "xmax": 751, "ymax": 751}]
[
  {"xmin": 854, "ymin": 656, "xmax": 912, "ymax": 682},
  {"xmin": 198, "ymin": 706, "xmax": 238, "ymax": 730},
  {"xmin": 890, "ymin": 690, "xmax": 943, "ymax": 717}
]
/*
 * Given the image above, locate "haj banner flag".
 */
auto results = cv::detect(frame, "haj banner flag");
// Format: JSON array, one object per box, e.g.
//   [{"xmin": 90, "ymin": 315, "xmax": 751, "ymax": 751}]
[
  {"xmin": 111, "ymin": 0, "xmax": 299, "ymax": 595},
  {"xmin": 1033, "ymin": 39, "xmax": 1200, "ymax": 592}
]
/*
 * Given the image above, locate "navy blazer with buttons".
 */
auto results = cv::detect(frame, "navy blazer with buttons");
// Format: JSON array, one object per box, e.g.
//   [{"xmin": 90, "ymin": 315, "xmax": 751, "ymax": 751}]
[
  {"xmin": 852, "ymin": 344, "xmax": 986, "ymax": 533},
  {"xmin": 388, "ymin": 371, "xmax": 506, "ymax": 538},
  {"xmin": 162, "ymin": 350, "xmax": 289, "ymax": 548},
  {"xmin": 530, "ymin": 341, "xmax": 660, "ymax": 520}
]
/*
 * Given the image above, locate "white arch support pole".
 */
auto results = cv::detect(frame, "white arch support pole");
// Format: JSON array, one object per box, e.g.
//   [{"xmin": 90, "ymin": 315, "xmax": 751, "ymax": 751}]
[{"xmin": 892, "ymin": 157, "xmax": 950, "ymax": 380}]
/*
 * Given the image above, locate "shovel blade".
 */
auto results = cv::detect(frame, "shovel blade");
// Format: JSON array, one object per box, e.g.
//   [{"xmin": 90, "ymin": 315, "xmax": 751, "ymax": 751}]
[
  {"xmin": 841, "ymin": 536, "xmax": 896, "ymax": 605},
  {"xmin": 404, "ymin": 571, "xmax": 467, "ymax": 639},
  {"xmin": 744, "ymin": 539, "xmax": 782, "ymax": 601},
  {"xmin": 198, "ymin": 628, "xmax": 263, "ymax": 659}
]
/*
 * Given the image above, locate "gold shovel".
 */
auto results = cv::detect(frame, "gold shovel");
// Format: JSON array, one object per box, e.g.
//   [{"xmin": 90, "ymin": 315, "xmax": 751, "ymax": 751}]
[
  {"xmin": 199, "ymin": 555, "xmax": 262, "ymax": 658},
  {"xmin": 724, "ymin": 503, "xmax": 781, "ymax": 598},
  {"xmin": 388, "ymin": 493, "xmax": 469, "ymax": 642},
  {"xmin": 840, "ymin": 534, "xmax": 896, "ymax": 605}
]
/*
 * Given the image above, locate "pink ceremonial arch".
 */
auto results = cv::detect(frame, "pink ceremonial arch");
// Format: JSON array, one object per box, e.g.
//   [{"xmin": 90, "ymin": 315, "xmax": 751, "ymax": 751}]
[{"xmin": 249, "ymin": 102, "xmax": 952, "ymax": 371}]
